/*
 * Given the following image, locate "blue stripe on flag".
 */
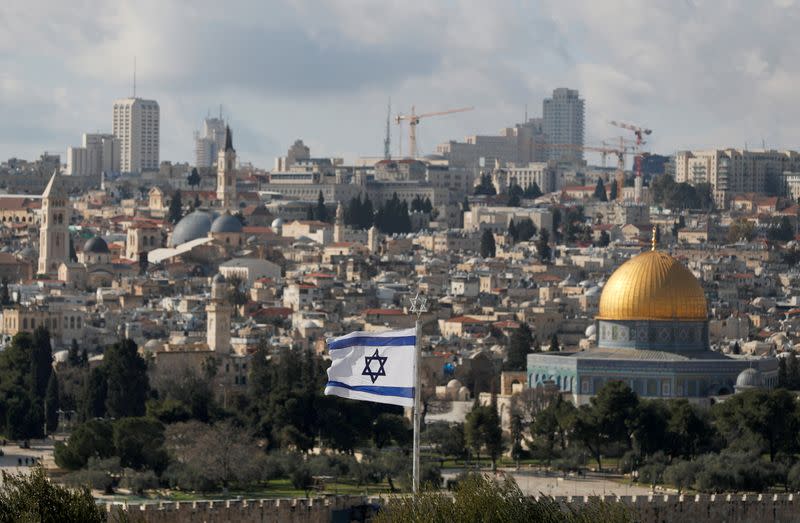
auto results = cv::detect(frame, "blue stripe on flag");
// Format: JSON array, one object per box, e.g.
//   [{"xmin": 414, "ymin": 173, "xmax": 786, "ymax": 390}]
[
  {"xmin": 327, "ymin": 335, "xmax": 416, "ymax": 351},
  {"xmin": 326, "ymin": 381, "xmax": 414, "ymax": 398}
]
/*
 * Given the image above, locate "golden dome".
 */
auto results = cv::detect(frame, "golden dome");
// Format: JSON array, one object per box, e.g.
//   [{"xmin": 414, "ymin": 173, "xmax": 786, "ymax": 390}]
[{"xmin": 597, "ymin": 250, "xmax": 707, "ymax": 321}]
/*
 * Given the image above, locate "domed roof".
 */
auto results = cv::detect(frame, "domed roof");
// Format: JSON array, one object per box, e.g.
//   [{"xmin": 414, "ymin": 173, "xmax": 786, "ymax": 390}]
[
  {"xmin": 271, "ymin": 217, "xmax": 285, "ymax": 228},
  {"xmin": 210, "ymin": 212, "xmax": 243, "ymax": 234},
  {"xmin": 598, "ymin": 250, "xmax": 707, "ymax": 321},
  {"xmin": 170, "ymin": 211, "xmax": 215, "ymax": 247},
  {"xmin": 83, "ymin": 236, "xmax": 110, "ymax": 254},
  {"xmin": 446, "ymin": 379, "xmax": 462, "ymax": 389},
  {"xmin": 735, "ymin": 368, "xmax": 763, "ymax": 389},
  {"xmin": 212, "ymin": 273, "xmax": 226, "ymax": 284}
]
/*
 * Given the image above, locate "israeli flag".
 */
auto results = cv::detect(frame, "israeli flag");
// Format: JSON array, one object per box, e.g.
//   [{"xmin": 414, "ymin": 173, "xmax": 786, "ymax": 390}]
[{"xmin": 325, "ymin": 328, "xmax": 416, "ymax": 407}]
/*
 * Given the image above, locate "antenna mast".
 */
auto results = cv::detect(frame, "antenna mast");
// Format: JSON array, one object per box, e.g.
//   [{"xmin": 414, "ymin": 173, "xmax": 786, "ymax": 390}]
[
  {"xmin": 133, "ymin": 56, "xmax": 137, "ymax": 98},
  {"xmin": 384, "ymin": 98, "xmax": 391, "ymax": 160}
]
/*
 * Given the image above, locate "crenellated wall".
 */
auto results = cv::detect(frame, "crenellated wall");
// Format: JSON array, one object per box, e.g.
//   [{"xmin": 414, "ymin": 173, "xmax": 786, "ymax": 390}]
[{"xmin": 106, "ymin": 492, "xmax": 800, "ymax": 523}]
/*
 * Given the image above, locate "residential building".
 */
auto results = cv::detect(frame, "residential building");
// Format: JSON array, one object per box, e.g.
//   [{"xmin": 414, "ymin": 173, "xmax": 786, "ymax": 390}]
[
  {"xmin": 112, "ymin": 97, "xmax": 160, "ymax": 173},
  {"xmin": 543, "ymin": 88, "xmax": 584, "ymax": 162}
]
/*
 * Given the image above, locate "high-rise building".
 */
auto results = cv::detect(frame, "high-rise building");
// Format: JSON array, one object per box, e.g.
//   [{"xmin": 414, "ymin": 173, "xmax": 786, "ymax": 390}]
[
  {"xmin": 194, "ymin": 116, "xmax": 226, "ymax": 168},
  {"xmin": 38, "ymin": 172, "xmax": 70, "ymax": 276},
  {"xmin": 542, "ymin": 88, "xmax": 584, "ymax": 162},
  {"xmin": 66, "ymin": 133, "xmax": 120, "ymax": 177},
  {"xmin": 112, "ymin": 98, "xmax": 160, "ymax": 173}
]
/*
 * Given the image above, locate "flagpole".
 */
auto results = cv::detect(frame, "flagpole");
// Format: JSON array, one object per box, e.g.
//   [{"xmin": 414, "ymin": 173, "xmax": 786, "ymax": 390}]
[
  {"xmin": 409, "ymin": 292, "xmax": 428, "ymax": 495},
  {"xmin": 412, "ymin": 313, "xmax": 421, "ymax": 495}
]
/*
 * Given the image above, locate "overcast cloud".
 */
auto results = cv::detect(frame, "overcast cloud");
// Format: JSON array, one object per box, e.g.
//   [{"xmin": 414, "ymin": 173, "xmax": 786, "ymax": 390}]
[{"xmin": 2, "ymin": 0, "xmax": 800, "ymax": 167}]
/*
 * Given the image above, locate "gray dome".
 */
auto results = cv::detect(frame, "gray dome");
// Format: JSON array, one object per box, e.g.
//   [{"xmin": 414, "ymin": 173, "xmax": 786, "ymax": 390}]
[
  {"xmin": 735, "ymin": 368, "xmax": 763, "ymax": 390},
  {"xmin": 170, "ymin": 211, "xmax": 216, "ymax": 247},
  {"xmin": 210, "ymin": 213, "xmax": 243, "ymax": 234},
  {"xmin": 212, "ymin": 273, "xmax": 226, "ymax": 284},
  {"xmin": 271, "ymin": 217, "xmax": 285, "ymax": 228},
  {"xmin": 83, "ymin": 236, "xmax": 110, "ymax": 254}
]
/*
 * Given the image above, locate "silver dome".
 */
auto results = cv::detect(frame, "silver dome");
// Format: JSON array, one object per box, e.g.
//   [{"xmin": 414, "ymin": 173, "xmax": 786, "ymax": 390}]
[
  {"xmin": 735, "ymin": 368, "xmax": 763, "ymax": 390},
  {"xmin": 210, "ymin": 213, "xmax": 243, "ymax": 234},
  {"xmin": 170, "ymin": 211, "xmax": 216, "ymax": 247}
]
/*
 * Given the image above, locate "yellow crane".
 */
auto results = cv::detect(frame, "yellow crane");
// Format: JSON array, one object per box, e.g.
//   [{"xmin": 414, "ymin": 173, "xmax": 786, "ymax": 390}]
[{"xmin": 396, "ymin": 105, "xmax": 474, "ymax": 158}]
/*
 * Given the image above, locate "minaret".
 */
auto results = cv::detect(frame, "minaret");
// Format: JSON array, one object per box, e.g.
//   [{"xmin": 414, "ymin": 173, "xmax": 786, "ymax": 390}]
[
  {"xmin": 217, "ymin": 126, "xmax": 236, "ymax": 210},
  {"xmin": 334, "ymin": 201, "xmax": 345, "ymax": 243},
  {"xmin": 38, "ymin": 171, "xmax": 70, "ymax": 276},
  {"xmin": 368, "ymin": 225, "xmax": 379, "ymax": 254},
  {"xmin": 206, "ymin": 273, "xmax": 232, "ymax": 354}
]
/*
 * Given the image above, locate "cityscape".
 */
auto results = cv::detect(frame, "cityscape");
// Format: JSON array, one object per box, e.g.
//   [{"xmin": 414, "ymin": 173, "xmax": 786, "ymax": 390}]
[{"xmin": 3, "ymin": 2, "xmax": 800, "ymax": 522}]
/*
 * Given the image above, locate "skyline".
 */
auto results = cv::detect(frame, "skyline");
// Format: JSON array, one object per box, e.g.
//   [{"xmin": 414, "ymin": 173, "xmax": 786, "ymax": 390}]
[{"xmin": 3, "ymin": 0, "xmax": 800, "ymax": 166}]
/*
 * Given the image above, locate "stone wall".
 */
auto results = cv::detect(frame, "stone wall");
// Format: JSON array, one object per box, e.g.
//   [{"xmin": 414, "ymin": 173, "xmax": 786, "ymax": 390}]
[
  {"xmin": 108, "ymin": 493, "xmax": 800, "ymax": 523},
  {"xmin": 106, "ymin": 496, "xmax": 371, "ymax": 523}
]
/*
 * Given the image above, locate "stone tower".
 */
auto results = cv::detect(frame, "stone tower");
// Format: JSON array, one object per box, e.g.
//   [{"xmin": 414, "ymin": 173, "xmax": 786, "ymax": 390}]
[
  {"xmin": 216, "ymin": 126, "xmax": 237, "ymax": 210},
  {"xmin": 38, "ymin": 171, "xmax": 70, "ymax": 276},
  {"xmin": 206, "ymin": 273, "xmax": 232, "ymax": 354},
  {"xmin": 368, "ymin": 225, "xmax": 379, "ymax": 254},
  {"xmin": 334, "ymin": 201, "xmax": 345, "ymax": 243}
]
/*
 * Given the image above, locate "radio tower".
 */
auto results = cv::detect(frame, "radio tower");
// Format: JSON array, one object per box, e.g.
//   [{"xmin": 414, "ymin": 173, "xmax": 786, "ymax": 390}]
[{"xmin": 384, "ymin": 98, "xmax": 391, "ymax": 160}]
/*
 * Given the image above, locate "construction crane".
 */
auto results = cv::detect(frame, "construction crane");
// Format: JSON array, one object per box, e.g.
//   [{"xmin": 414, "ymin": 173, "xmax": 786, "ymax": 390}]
[
  {"xmin": 601, "ymin": 138, "xmax": 638, "ymax": 168},
  {"xmin": 396, "ymin": 105, "xmax": 474, "ymax": 158},
  {"xmin": 551, "ymin": 143, "xmax": 637, "ymax": 201},
  {"xmin": 609, "ymin": 121, "xmax": 652, "ymax": 203}
]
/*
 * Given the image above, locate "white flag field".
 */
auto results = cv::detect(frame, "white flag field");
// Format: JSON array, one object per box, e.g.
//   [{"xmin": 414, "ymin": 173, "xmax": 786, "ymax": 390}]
[{"xmin": 324, "ymin": 328, "xmax": 416, "ymax": 407}]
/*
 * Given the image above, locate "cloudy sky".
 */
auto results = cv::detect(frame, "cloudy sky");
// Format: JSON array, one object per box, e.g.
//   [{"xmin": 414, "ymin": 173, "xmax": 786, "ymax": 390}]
[{"xmin": 2, "ymin": 0, "xmax": 800, "ymax": 168}]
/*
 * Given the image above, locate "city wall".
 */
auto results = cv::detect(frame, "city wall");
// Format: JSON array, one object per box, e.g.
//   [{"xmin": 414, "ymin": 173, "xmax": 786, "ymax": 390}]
[{"xmin": 108, "ymin": 493, "xmax": 800, "ymax": 523}]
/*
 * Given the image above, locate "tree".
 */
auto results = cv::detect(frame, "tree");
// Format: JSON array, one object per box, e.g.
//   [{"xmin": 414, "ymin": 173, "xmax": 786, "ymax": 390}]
[
  {"xmin": 113, "ymin": 417, "xmax": 169, "ymax": 473},
  {"xmin": 45, "ymin": 372, "xmax": 59, "ymax": 434},
  {"xmin": 524, "ymin": 182, "xmax": 543, "ymax": 199},
  {"xmin": 54, "ymin": 419, "xmax": 115, "ymax": 470},
  {"xmin": 507, "ymin": 219, "xmax": 518, "ymax": 242},
  {"xmin": 103, "ymin": 339, "xmax": 149, "ymax": 418},
  {"xmin": 480, "ymin": 229, "xmax": 496, "ymax": 258},
  {"xmin": 597, "ymin": 230, "xmax": 611, "ymax": 247},
  {"xmin": 30, "ymin": 327, "xmax": 53, "ymax": 402},
  {"xmin": 594, "ymin": 178, "xmax": 608, "ymax": 201},
  {"xmin": 548, "ymin": 333, "xmax": 560, "ymax": 352},
  {"xmin": 507, "ymin": 184, "xmax": 523, "ymax": 206},
  {"xmin": 187, "ymin": 167, "xmax": 201, "ymax": 188},
  {"xmin": 0, "ymin": 278, "xmax": 10, "ymax": 306},
  {"xmin": 67, "ymin": 339, "xmax": 81, "ymax": 367},
  {"xmin": 168, "ymin": 190, "xmax": 183, "ymax": 224},
  {"xmin": 505, "ymin": 324, "xmax": 534, "ymax": 371},
  {"xmin": 768, "ymin": 216, "xmax": 795, "ymax": 242},
  {"xmin": 609, "ymin": 179, "xmax": 618, "ymax": 201},
  {"xmin": 372, "ymin": 413, "xmax": 411, "ymax": 449},
  {"xmin": 727, "ymin": 218, "xmax": 755, "ymax": 243},
  {"xmin": 0, "ymin": 466, "xmax": 105, "ymax": 523},
  {"xmin": 375, "ymin": 474, "xmax": 631, "ymax": 523},
  {"xmin": 516, "ymin": 218, "xmax": 537, "ymax": 242},
  {"xmin": 474, "ymin": 174, "xmax": 497, "ymax": 196},
  {"xmin": 462, "ymin": 196, "xmax": 471, "ymax": 212},
  {"xmin": 536, "ymin": 228, "xmax": 551, "ymax": 262},
  {"xmin": 315, "ymin": 191, "xmax": 328, "ymax": 222},
  {"xmin": 713, "ymin": 389, "xmax": 800, "ymax": 462},
  {"xmin": 79, "ymin": 367, "xmax": 107, "ymax": 421},
  {"xmin": 465, "ymin": 403, "xmax": 503, "ymax": 470}
]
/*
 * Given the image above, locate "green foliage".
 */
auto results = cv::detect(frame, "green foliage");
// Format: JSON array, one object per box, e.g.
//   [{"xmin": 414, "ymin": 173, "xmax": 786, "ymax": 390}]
[
  {"xmin": 505, "ymin": 324, "xmax": 533, "ymax": 371},
  {"xmin": 187, "ymin": 168, "xmax": 201, "ymax": 188},
  {"xmin": 45, "ymin": 372, "xmax": 59, "ymax": 434},
  {"xmin": 113, "ymin": 417, "xmax": 169, "ymax": 473},
  {"xmin": 727, "ymin": 218, "xmax": 756, "ymax": 243},
  {"xmin": 712, "ymin": 388, "xmax": 799, "ymax": 462},
  {"xmin": 315, "ymin": 191, "xmax": 328, "ymax": 222},
  {"xmin": 103, "ymin": 339, "xmax": 149, "ymax": 418},
  {"xmin": 168, "ymin": 190, "xmax": 183, "ymax": 224},
  {"xmin": 423, "ymin": 422, "xmax": 467, "ymax": 460},
  {"xmin": 650, "ymin": 174, "xmax": 713, "ymax": 210},
  {"xmin": 465, "ymin": 404, "xmax": 504, "ymax": 470},
  {"xmin": 508, "ymin": 218, "xmax": 536, "ymax": 243},
  {"xmin": 480, "ymin": 229, "xmax": 496, "ymax": 258},
  {"xmin": 374, "ymin": 193, "xmax": 412, "ymax": 234},
  {"xmin": 524, "ymin": 182, "xmax": 543, "ymax": 199},
  {"xmin": 345, "ymin": 194, "xmax": 375, "ymax": 229},
  {"xmin": 507, "ymin": 184, "xmax": 523, "ymax": 206},
  {"xmin": 79, "ymin": 367, "xmax": 107, "ymax": 421},
  {"xmin": 0, "ymin": 332, "xmax": 45, "ymax": 438},
  {"xmin": 372, "ymin": 413, "xmax": 411, "ymax": 449},
  {"xmin": 0, "ymin": 466, "xmax": 106, "ymax": 523},
  {"xmin": 536, "ymin": 228, "xmax": 551, "ymax": 262},
  {"xmin": 594, "ymin": 178, "xmax": 608, "ymax": 201},
  {"xmin": 375, "ymin": 473, "xmax": 633, "ymax": 523},
  {"xmin": 767, "ymin": 216, "xmax": 795, "ymax": 242},
  {"xmin": 474, "ymin": 174, "xmax": 497, "ymax": 196},
  {"xmin": 54, "ymin": 419, "xmax": 115, "ymax": 470}
]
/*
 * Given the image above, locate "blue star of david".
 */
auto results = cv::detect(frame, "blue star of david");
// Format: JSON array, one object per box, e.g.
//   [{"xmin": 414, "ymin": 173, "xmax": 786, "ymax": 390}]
[{"xmin": 362, "ymin": 349, "xmax": 388, "ymax": 383}]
